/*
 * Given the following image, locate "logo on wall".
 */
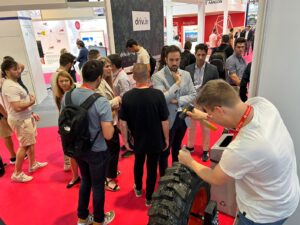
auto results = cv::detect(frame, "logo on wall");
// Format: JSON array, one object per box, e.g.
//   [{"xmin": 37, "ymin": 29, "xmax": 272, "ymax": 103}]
[
  {"xmin": 206, "ymin": 0, "xmax": 222, "ymax": 4},
  {"xmin": 75, "ymin": 21, "xmax": 81, "ymax": 30},
  {"xmin": 132, "ymin": 11, "xmax": 150, "ymax": 31}
]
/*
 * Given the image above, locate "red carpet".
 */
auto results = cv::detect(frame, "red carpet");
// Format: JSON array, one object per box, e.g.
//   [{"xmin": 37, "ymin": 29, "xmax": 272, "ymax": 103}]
[{"xmin": 0, "ymin": 125, "xmax": 234, "ymax": 225}]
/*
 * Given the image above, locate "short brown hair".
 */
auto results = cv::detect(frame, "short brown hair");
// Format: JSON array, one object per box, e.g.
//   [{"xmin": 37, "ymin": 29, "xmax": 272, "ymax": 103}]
[
  {"xmin": 133, "ymin": 63, "xmax": 148, "ymax": 83},
  {"xmin": 88, "ymin": 49, "xmax": 100, "ymax": 61},
  {"xmin": 197, "ymin": 79, "xmax": 240, "ymax": 110}
]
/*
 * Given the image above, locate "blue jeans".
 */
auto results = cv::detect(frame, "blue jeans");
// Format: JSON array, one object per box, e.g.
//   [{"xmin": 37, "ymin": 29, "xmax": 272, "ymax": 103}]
[
  {"xmin": 237, "ymin": 212, "xmax": 287, "ymax": 225},
  {"xmin": 75, "ymin": 150, "xmax": 108, "ymax": 223}
]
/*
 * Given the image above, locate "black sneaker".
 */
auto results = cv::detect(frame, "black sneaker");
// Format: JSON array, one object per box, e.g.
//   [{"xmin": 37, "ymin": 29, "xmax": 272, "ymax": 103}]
[
  {"xmin": 145, "ymin": 199, "xmax": 152, "ymax": 207},
  {"xmin": 202, "ymin": 151, "xmax": 210, "ymax": 162},
  {"xmin": 10, "ymin": 157, "xmax": 16, "ymax": 164},
  {"xmin": 121, "ymin": 150, "xmax": 134, "ymax": 158},
  {"xmin": 185, "ymin": 147, "xmax": 194, "ymax": 153},
  {"xmin": 133, "ymin": 185, "xmax": 142, "ymax": 197}
]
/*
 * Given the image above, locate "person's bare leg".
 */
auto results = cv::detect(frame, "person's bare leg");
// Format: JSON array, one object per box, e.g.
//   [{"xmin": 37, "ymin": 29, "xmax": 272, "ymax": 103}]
[
  {"xmin": 27, "ymin": 144, "xmax": 35, "ymax": 168},
  {"xmin": 14, "ymin": 146, "xmax": 28, "ymax": 174},
  {"xmin": 187, "ymin": 119, "xmax": 197, "ymax": 149},
  {"xmin": 200, "ymin": 122, "xmax": 210, "ymax": 151},
  {"xmin": 3, "ymin": 136, "xmax": 16, "ymax": 158},
  {"xmin": 70, "ymin": 158, "xmax": 79, "ymax": 181}
]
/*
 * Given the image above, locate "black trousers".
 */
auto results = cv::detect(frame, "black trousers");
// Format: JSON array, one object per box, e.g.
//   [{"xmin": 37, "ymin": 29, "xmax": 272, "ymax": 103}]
[
  {"xmin": 75, "ymin": 150, "xmax": 108, "ymax": 223},
  {"xmin": 159, "ymin": 113, "xmax": 187, "ymax": 176},
  {"xmin": 105, "ymin": 126, "xmax": 120, "ymax": 179},
  {"xmin": 134, "ymin": 151, "xmax": 160, "ymax": 201}
]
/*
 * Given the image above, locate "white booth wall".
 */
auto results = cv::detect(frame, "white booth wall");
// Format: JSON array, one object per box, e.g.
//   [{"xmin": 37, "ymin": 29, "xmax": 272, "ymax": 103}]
[
  {"xmin": 0, "ymin": 11, "xmax": 47, "ymax": 104},
  {"xmin": 251, "ymin": 0, "xmax": 300, "ymax": 223},
  {"xmin": 32, "ymin": 18, "xmax": 108, "ymax": 73}
]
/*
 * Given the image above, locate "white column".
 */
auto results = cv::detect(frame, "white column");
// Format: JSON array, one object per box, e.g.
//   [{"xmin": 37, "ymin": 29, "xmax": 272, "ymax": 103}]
[
  {"xmin": 197, "ymin": 0, "xmax": 205, "ymax": 43},
  {"xmin": 223, "ymin": 0, "xmax": 229, "ymax": 34},
  {"xmin": 165, "ymin": 0, "xmax": 173, "ymax": 45},
  {"xmin": 104, "ymin": 0, "xmax": 115, "ymax": 54}
]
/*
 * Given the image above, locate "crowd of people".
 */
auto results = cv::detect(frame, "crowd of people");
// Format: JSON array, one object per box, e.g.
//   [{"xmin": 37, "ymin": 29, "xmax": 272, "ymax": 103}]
[{"xmin": 0, "ymin": 31, "xmax": 299, "ymax": 225}]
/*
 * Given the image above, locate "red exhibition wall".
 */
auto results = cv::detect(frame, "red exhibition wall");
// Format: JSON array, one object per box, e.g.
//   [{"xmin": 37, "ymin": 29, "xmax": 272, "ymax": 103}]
[{"xmin": 173, "ymin": 12, "xmax": 245, "ymax": 44}]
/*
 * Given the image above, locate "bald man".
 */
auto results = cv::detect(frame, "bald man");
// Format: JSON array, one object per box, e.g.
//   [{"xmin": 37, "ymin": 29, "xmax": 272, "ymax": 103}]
[{"xmin": 120, "ymin": 63, "xmax": 169, "ymax": 207}]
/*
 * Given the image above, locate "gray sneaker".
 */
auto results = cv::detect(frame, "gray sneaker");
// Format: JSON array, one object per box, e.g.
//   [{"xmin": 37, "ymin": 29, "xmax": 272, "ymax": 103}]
[{"xmin": 103, "ymin": 211, "xmax": 115, "ymax": 225}]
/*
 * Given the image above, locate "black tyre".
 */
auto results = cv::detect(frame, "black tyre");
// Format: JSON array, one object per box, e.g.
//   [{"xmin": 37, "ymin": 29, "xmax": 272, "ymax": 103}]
[{"xmin": 148, "ymin": 162, "xmax": 211, "ymax": 225}]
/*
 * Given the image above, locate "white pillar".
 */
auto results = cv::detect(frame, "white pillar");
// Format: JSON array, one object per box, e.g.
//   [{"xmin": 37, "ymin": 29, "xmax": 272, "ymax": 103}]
[
  {"xmin": 165, "ymin": 0, "xmax": 173, "ymax": 45},
  {"xmin": 104, "ymin": 0, "xmax": 115, "ymax": 54},
  {"xmin": 197, "ymin": 0, "xmax": 205, "ymax": 43},
  {"xmin": 0, "ymin": 11, "xmax": 47, "ymax": 104},
  {"xmin": 223, "ymin": 0, "xmax": 229, "ymax": 34}
]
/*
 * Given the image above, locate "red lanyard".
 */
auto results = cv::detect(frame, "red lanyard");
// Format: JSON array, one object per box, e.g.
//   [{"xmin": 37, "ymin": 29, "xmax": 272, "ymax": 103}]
[
  {"xmin": 113, "ymin": 69, "xmax": 122, "ymax": 84},
  {"xmin": 135, "ymin": 83, "xmax": 149, "ymax": 88},
  {"xmin": 81, "ymin": 83, "xmax": 94, "ymax": 91},
  {"xmin": 231, "ymin": 105, "xmax": 252, "ymax": 139}
]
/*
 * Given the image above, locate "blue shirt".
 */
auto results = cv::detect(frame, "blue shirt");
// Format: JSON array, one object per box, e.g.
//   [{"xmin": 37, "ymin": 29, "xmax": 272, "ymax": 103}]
[{"xmin": 61, "ymin": 88, "xmax": 112, "ymax": 152}]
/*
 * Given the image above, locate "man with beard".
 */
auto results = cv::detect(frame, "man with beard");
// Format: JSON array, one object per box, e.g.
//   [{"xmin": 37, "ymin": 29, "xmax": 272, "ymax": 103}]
[{"xmin": 152, "ymin": 45, "xmax": 196, "ymax": 176}]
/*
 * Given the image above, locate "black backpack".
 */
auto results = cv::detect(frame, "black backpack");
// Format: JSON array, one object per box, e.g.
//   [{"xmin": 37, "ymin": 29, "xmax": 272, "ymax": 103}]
[
  {"xmin": 145, "ymin": 49, "xmax": 156, "ymax": 76},
  {"xmin": 209, "ymin": 46, "xmax": 229, "ymax": 73},
  {"xmin": 58, "ymin": 89, "xmax": 101, "ymax": 157}
]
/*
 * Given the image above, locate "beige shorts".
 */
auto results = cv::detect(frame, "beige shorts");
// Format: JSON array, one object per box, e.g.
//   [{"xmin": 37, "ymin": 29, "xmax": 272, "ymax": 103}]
[
  {"xmin": 8, "ymin": 117, "xmax": 37, "ymax": 147},
  {"xmin": 0, "ymin": 116, "xmax": 13, "ymax": 138}
]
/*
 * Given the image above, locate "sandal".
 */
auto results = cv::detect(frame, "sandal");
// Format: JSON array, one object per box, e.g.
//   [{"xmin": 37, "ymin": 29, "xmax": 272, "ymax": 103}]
[{"xmin": 105, "ymin": 179, "xmax": 120, "ymax": 192}]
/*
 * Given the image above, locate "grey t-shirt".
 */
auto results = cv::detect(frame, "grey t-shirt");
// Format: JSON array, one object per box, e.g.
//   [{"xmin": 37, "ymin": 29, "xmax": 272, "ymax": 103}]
[
  {"xmin": 225, "ymin": 53, "xmax": 247, "ymax": 85},
  {"xmin": 61, "ymin": 88, "xmax": 112, "ymax": 152}
]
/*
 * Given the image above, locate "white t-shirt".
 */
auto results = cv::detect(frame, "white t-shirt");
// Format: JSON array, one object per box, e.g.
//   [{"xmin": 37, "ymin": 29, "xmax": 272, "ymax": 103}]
[
  {"xmin": 0, "ymin": 77, "xmax": 6, "ymax": 109},
  {"xmin": 112, "ymin": 69, "xmax": 131, "ymax": 97},
  {"xmin": 2, "ymin": 79, "xmax": 32, "ymax": 120},
  {"xmin": 220, "ymin": 97, "xmax": 300, "ymax": 223},
  {"xmin": 136, "ymin": 47, "xmax": 150, "ymax": 65},
  {"xmin": 209, "ymin": 33, "xmax": 218, "ymax": 48}
]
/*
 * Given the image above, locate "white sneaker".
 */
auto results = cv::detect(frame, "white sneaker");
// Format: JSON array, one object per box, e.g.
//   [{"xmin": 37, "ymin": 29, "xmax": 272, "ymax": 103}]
[
  {"xmin": 11, "ymin": 172, "xmax": 33, "ymax": 183},
  {"xmin": 103, "ymin": 211, "xmax": 115, "ymax": 225},
  {"xmin": 29, "ymin": 161, "xmax": 48, "ymax": 173}
]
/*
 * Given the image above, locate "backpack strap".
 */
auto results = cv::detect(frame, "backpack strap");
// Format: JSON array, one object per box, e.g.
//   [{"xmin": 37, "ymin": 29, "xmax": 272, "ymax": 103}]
[
  {"xmin": 80, "ymin": 93, "xmax": 101, "ymax": 110},
  {"xmin": 80, "ymin": 92, "xmax": 102, "ymax": 148},
  {"xmin": 65, "ymin": 88, "xmax": 75, "ymax": 106}
]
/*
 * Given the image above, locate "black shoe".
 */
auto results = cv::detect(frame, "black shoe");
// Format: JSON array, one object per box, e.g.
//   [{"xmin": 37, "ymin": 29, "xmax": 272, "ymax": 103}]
[
  {"xmin": 121, "ymin": 150, "xmax": 134, "ymax": 158},
  {"xmin": 145, "ymin": 199, "xmax": 152, "ymax": 207},
  {"xmin": 202, "ymin": 151, "xmax": 210, "ymax": 162},
  {"xmin": 10, "ymin": 157, "xmax": 16, "ymax": 164},
  {"xmin": 66, "ymin": 176, "xmax": 81, "ymax": 188},
  {"xmin": 185, "ymin": 146, "xmax": 194, "ymax": 153}
]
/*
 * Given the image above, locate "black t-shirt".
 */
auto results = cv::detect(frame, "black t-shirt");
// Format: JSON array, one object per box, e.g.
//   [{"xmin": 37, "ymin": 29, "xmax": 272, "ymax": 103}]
[
  {"xmin": 216, "ymin": 44, "xmax": 234, "ymax": 58},
  {"xmin": 120, "ymin": 88, "xmax": 169, "ymax": 153}
]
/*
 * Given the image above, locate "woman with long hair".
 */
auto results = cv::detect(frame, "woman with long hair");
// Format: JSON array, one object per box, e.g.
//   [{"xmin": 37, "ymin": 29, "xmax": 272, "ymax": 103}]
[
  {"xmin": 53, "ymin": 71, "xmax": 80, "ymax": 188},
  {"xmin": 97, "ymin": 57, "xmax": 122, "ymax": 192}
]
